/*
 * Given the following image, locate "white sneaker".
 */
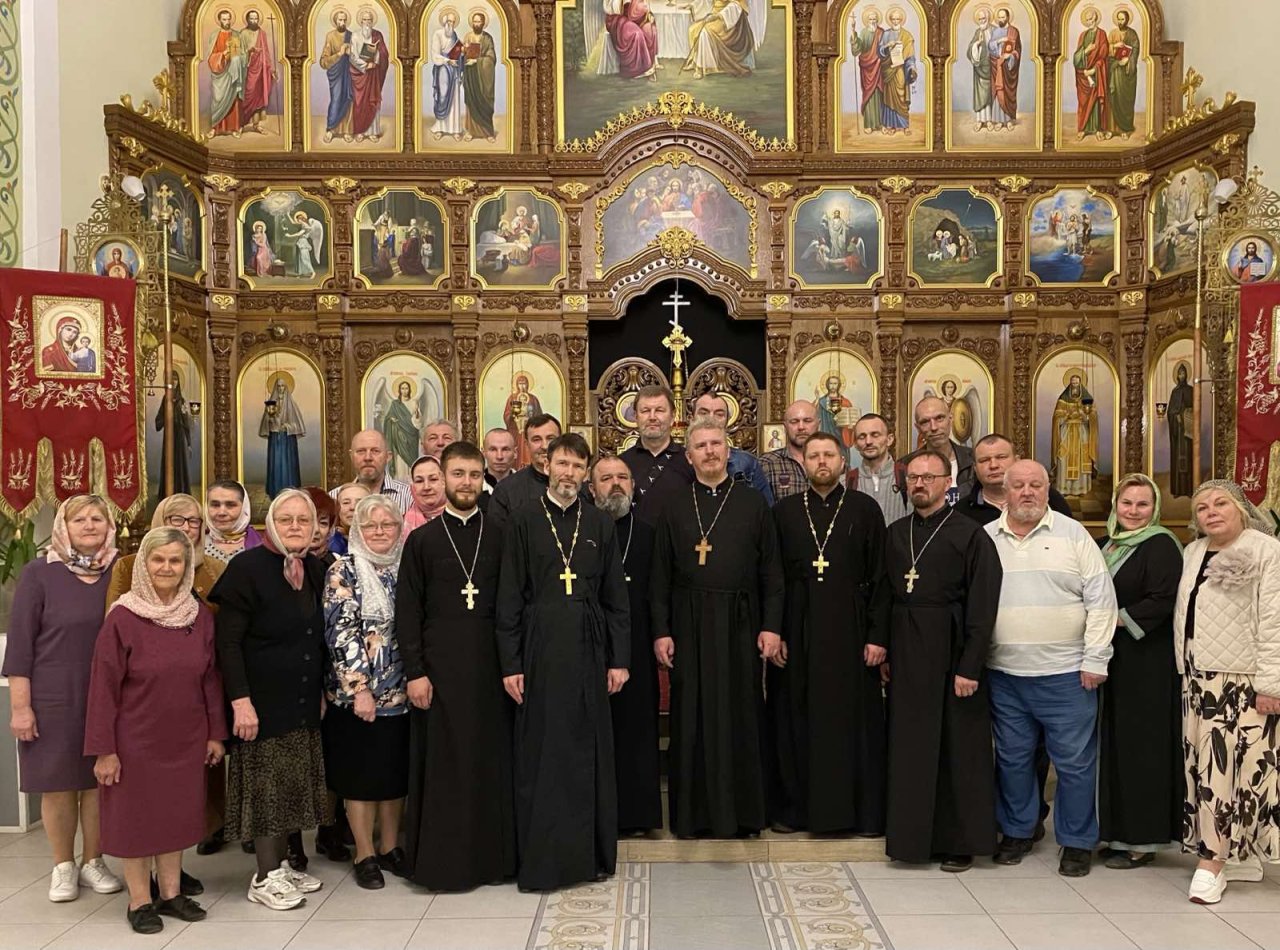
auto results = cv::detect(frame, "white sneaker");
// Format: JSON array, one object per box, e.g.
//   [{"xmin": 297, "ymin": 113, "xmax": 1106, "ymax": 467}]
[
  {"xmin": 247, "ymin": 868, "xmax": 306, "ymax": 910},
  {"xmin": 278, "ymin": 859, "xmax": 323, "ymax": 893},
  {"xmin": 48, "ymin": 861, "xmax": 78, "ymax": 902},
  {"xmin": 1189, "ymin": 868, "xmax": 1227, "ymax": 904},
  {"xmin": 1226, "ymin": 855, "xmax": 1265, "ymax": 882},
  {"xmin": 78, "ymin": 857, "xmax": 123, "ymax": 894}
]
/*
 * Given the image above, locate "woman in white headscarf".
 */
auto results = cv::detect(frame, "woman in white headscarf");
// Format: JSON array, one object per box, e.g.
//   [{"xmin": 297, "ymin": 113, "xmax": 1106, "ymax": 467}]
[{"xmin": 322, "ymin": 494, "xmax": 409, "ymax": 890}]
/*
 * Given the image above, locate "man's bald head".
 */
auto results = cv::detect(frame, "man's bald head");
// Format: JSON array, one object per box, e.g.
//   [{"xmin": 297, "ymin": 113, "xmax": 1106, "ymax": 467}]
[
  {"xmin": 913, "ymin": 397, "xmax": 953, "ymax": 452},
  {"xmin": 783, "ymin": 400, "xmax": 819, "ymax": 451},
  {"xmin": 1005, "ymin": 459, "xmax": 1050, "ymax": 525}
]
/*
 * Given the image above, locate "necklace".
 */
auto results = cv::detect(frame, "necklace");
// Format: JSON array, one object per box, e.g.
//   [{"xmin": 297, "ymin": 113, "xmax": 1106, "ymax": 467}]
[
  {"xmin": 440, "ymin": 509, "xmax": 484, "ymax": 610},
  {"xmin": 541, "ymin": 496, "xmax": 582, "ymax": 595},
  {"xmin": 803, "ymin": 486, "xmax": 845, "ymax": 581},
  {"xmin": 905, "ymin": 507, "xmax": 954, "ymax": 594},
  {"xmin": 621, "ymin": 515, "xmax": 635, "ymax": 583},
  {"xmin": 691, "ymin": 479, "xmax": 734, "ymax": 566}
]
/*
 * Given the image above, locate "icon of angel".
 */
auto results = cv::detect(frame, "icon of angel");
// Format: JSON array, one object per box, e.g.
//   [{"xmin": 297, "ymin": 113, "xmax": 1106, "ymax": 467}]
[
  {"xmin": 372, "ymin": 373, "xmax": 444, "ymax": 480},
  {"xmin": 923, "ymin": 373, "xmax": 984, "ymax": 447}
]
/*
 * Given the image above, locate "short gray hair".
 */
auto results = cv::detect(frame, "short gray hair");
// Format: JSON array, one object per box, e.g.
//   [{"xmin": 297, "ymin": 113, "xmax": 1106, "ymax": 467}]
[
  {"xmin": 686, "ymin": 418, "xmax": 728, "ymax": 444},
  {"xmin": 422, "ymin": 418, "xmax": 458, "ymax": 436},
  {"xmin": 353, "ymin": 493, "xmax": 403, "ymax": 530},
  {"xmin": 137, "ymin": 526, "xmax": 193, "ymax": 570}
]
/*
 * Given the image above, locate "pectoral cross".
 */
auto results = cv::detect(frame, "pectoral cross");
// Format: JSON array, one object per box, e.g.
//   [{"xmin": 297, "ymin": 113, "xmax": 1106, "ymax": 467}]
[
  {"xmin": 694, "ymin": 536, "xmax": 713, "ymax": 566},
  {"xmin": 559, "ymin": 567, "xmax": 577, "ymax": 595},
  {"xmin": 461, "ymin": 581, "xmax": 478, "ymax": 611},
  {"xmin": 904, "ymin": 566, "xmax": 919, "ymax": 593},
  {"xmin": 813, "ymin": 554, "xmax": 829, "ymax": 580}
]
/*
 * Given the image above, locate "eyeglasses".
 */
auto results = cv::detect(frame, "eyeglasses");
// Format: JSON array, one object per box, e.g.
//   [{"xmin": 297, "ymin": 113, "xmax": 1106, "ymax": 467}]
[
  {"xmin": 164, "ymin": 515, "xmax": 203, "ymax": 529},
  {"xmin": 904, "ymin": 473, "xmax": 945, "ymax": 484},
  {"xmin": 273, "ymin": 516, "xmax": 312, "ymax": 527},
  {"xmin": 361, "ymin": 522, "xmax": 399, "ymax": 534}
]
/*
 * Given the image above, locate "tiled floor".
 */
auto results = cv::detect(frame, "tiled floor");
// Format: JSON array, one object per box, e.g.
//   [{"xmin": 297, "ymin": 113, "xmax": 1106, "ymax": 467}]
[{"xmin": 1, "ymin": 829, "xmax": 1278, "ymax": 949}]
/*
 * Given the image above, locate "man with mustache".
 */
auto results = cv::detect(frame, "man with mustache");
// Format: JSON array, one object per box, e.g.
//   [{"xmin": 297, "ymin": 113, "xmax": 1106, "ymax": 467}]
[
  {"xmin": 489, "ymin": 413, "xmax": 590, "ymax": 526},
  {"xmin": 769, "ymin": 431, "xmax": 890, "ymax": 836},
  {"xmin": 650, "ymin": 419, "xmax": 784, "ymax": 838},
  {"xmin": 396, "ymin": 441, "xmax": 515, "ymax": 891},
  {"xmin": 590, "ymin": 455, "xmax": 661, "ymax": 834},
  {"xmin": 621, "ymin": 385, "xmax": 694, "ymax": 524},
  {"xmin": 496, "ymin": 434, "xmax": 630, "ymax": 890},
  {"xmin": 884, "ymin": 450, "xmax": 1003, "ymax": 873}
]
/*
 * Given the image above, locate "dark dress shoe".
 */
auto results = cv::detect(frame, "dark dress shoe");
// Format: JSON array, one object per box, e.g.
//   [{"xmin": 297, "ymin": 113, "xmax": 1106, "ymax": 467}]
[
  {"xmin": 994, "ymin": 837, "xmax": 1033, "ymax": 866},
  {"xmin": 940, "ymin": 854, "xmax": 973, "ymax": 873},
  {"xmin": 353, "ymin": 856, "xmax": 385, "ymax": 890},
  {"xmin": 1104, "ymin": 851, "xmax": 1155, "ymax": 870},
  {"xmin": 127, "ymin": 903, "xmax": 164, "ymax": 935},
  {"xmin": 151, "ymin": 870, "xmax": 204, "ymax": 900},
  {"xmin": 196, "ymin": 826, "xmax": 225, "ymax": 856},
  {"xmin": 377, "ymin": 847, "xmax": 408, "ymax": 879},
  {"xmin": 241, "ymin": 840, "xmax": 256, "ymax": 854},
  {"xmin": 155, "ymin": 894, "xmax": 207, "ymax": 922},
  {"xmin": 770, "ymin": 821, "xmax": 798, "ymax": 835},
  {"xmin": 316, "ymin": 825, "xmax": 352, "ymax": 863},
  {"xmin": 286, "ymin": 831, "xmax": 308, "ymax": 872},
  {"xmin": 1033, "ymin": 819, "xmax": 1046, "ymax": 843},
  {"xmin": 1059, "ymin": 846, "xmax": 1093, "ymax": 877}
]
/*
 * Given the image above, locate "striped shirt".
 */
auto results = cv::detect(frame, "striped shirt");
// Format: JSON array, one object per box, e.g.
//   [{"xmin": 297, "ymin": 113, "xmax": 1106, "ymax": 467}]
[
  {"xmin": 329, "ymin": 473, "xmax": 413, "ymax": 514},
  {"xmin": 985, "ymin": 510, "xmax": 1118, "ymax": 677}
]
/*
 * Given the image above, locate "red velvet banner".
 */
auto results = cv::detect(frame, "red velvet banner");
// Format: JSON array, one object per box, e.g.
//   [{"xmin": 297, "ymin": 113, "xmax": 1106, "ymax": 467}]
[
  {"xmin": 1234, "ymin": 283, "xmax": 1280, "ymax": 505},
  {"xmin": 0, "ymin": 268, "xmax": 144, "ymax": 520}
]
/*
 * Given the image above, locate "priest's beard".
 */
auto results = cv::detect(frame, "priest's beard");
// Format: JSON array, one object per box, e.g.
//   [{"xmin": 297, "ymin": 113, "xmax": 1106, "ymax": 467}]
[
  {"xmin": 596, "ymin": 489, "xmax": 632, "ymax": 520},
  {"xmin": 445, "ymin": 486, "xmax": 478, "ymax": 512},
  {"xmin": 551, "ymin": 478, "xmax": 580, "ymax": 504}
]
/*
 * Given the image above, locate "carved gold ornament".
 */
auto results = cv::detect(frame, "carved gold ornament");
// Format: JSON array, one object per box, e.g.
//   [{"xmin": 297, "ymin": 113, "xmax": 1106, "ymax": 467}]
[
  {"xmin": 880, "ymin": 293, "xmax": 904, "ymax": 309},
  {"xmin": 120, "ymin": 71, "xmax": 203, "ymax": 143},
  {"xmin": 119, "ymin": 136, "xmax": 146, "ymax": 159},
  {"xmin": 557, "ymin": 181, "xmax": 591, "ymax": 202},
  {"xmin": 1118, "ymin": 171, "xmax": 1153, "ymax": 190},
  {"xmin": 323, "ymin": 176, "xmax": 359, "ymax": 195},
  {"xmin": 761, "ymin": 181, "xmax": 793, "ymax": 201},
  {"xmin": 768, "ymin": 294, "xmax": 789, "ymax": 310},
  {"xmin": 210, "ymin": 294, "xmax": 235, "ymax": 311},
  {"xmin": 881, "ymin": 176, "xmax": 914, "ymax": 195},
  {"xmin": 651, "ymin": 227, "xmax": 700, "ymax": 266},
  {"xmin": 1212, "ymin": 133, "xmax": 1242, "ymax": 156},
  {"xmin": 563, "ymin": 294, "xmax": 588, "ymax": 312},
  {"xmin": 558, "ymin": 96, "xmax": 795, "ymax": 154},
  {"xmin": 1150, "ymin": 68, "xmax": 1238, "ymax": 141},
  {"xmin": 453, "ymin": 294, "xmax": 477, "ymax": 311},
  {"xmin": 443, "ymin": 177, "xmax": 477, "ymax": 196},
  {"xmin": 997, "ymin": 175, "xmax": 1032, "ymax": 193},
  {"xmin": 317, "ymin": 294, "xmax": 342, "ymax": 311},
  {"xmin": 1012, "ymin": 292, "xmax": 1037, "ymax": 308},
  {"xmin": 1120, "ymin": 290, "xmax": 1145, "ymax": 306},
  {"xmin": 202, "ymin": 173, "xmax": 240, "ymax": 193},
  {"xmin": 658, "ymin": 91, "xmax": 696, "ymax": 129}
]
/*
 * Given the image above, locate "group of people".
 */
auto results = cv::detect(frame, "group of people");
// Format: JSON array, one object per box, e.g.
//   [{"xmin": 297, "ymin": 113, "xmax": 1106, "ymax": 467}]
[{"xmin": 6, "ymin": 387, "xmax": 1279, "ymax": 934}]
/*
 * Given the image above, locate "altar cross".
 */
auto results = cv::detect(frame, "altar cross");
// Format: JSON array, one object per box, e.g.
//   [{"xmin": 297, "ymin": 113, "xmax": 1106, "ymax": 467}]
[{"xmin": 663, "ymin": 288, "xmax": 689, "ymax": 329}]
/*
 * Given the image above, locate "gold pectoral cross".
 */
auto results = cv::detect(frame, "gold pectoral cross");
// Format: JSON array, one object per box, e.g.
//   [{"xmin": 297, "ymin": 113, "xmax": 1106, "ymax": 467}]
[
  {"xmin": 904, "ymin": 566, "xmax": 919, "ymax": 593},
  {"xmin": 694, "ymin": 536, "xmax": 713, "ymax": 566},
  {"xmin": 559, "ymin": 567, "xmax": 577, "ymax": 595},
  {"xmin": 813, "ymin": 554, "xmax": 829, "ymax": 580},
  {"xmin": 461, "ymin": 581, "xmax": 478, "ymax": 611}
]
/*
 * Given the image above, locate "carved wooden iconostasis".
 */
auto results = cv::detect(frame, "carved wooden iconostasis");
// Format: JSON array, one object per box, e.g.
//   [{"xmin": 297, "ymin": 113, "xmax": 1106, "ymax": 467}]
[{"xmin": 89, "ymin": 0, "xmax": 1264, "ymax": 525}]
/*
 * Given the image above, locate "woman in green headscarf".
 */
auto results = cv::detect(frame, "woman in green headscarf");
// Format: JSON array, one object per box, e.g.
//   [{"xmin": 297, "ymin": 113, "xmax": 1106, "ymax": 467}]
[{"xmin": 1097, "ymin": 473, "xmax": 1184, "ymax": 869}]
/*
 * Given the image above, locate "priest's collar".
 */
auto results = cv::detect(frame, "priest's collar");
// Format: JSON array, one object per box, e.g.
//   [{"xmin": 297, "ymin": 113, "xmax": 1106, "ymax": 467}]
[
  {"xmin": 807, "ymin": 482, "xmax": 845, "ymax": 505},
  {"xmin": 695, "ymin": 474, "xmax": 732, "ymax": 496},
  {"xmin": 529, "ymin": 465, "xmax": 550, "ymax": 484},
  {"xmin": 544, "ymin": 489, "xmax": 580, "ymax": 512},
  {"xmin": 444, "ymin": 504, "xmax": 480, "ymax": 524},
  {"xmin": 912, "ymin": 503, "xmax": 951, "ymax": 525}
]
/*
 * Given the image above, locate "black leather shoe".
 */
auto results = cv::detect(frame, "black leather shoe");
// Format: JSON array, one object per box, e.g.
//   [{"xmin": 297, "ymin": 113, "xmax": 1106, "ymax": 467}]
[
  {"xmin": 1104, "ymin": 851, "xmax": 1155, "ymax": 870},
  {"xmin": 241, "ymin": 840, "xmax": 256, "ymax": 854},
  {"xmin": 1059, "ymin": 846, "xmax": 1093, "ymax": 877},
  {"xmin": 994, "ymin": 837, "xmax": 1033, "ymax": 866},
  {"xmin": 196, "ymin": 826, "xmax": 225, "ymax": 856},
  {"xmin": 155, "ymin": 894, "xmax": 207, "ymax": 922},
  {"xmin": 769, "ymin": 821, "xmax": 798, "ymax": 834},
  {"xmin": 378, "ymin": 847, "xmax": 408, "ymax": 878},
  {"xmin": 127, "ymin": 903, "xmax": 164, "ymax": 935},
  {"xmin": 316, "ymin": 825, "xmax": 351, "ymax": 863},
  {"xmin": 151, "ymin": 870, "xmax": 204, "ymax": 900},
  {"xmin": 1033, "ymin": 819, "xmax": 1046, "ymax": 842},
  {"xmin": 286, "ymin": 831, "xmax": 308, "ymax": 872},
  {"xmin": 940, "ymin": 854, "xmax": 973, "ymax": 873},
  {"xmin": 353, "ymin": 856, "xmax": 385, "ymax": 890}
]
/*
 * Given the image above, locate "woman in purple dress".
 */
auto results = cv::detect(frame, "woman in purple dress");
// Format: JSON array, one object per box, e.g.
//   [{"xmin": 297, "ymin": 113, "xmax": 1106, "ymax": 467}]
[
  {"xmin": 3, "ymin": 495, "xmax": 124, "ymax": 902},
  {"xmin": 85, "ymin": 527, "xmax": 228, "ymax": 934}
]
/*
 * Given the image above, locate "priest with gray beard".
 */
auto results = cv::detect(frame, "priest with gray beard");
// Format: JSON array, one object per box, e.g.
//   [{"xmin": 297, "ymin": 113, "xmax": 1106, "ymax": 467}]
[{"xmin": 590, "ymin": 455, "xmax": 661, "ymax": 834}]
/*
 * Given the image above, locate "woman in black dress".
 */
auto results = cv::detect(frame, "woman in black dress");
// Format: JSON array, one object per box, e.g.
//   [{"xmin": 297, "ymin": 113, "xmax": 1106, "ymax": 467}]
[{"xmin": 1097, "ymin": 473, "xmax": 1184, "ymax": 868}]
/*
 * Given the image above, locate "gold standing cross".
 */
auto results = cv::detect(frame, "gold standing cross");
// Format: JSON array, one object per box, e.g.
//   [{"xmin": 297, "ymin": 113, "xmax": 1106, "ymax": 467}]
[{"xmin": 694, "ymin": 537, "xmax": 713, "ymax": 566}]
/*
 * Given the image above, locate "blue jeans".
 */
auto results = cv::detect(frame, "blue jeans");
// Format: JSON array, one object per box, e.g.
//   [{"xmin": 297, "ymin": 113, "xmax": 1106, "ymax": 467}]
[{"xmin": 988, "ymin": 670, "xmax": 1099, "ymax": 850}]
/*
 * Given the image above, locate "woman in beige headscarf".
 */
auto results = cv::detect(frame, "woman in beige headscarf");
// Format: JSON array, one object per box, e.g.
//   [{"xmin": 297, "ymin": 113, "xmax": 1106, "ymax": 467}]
[{"xmin": 108, "ymin": 494, "xmax": 225, "ymax": 608}]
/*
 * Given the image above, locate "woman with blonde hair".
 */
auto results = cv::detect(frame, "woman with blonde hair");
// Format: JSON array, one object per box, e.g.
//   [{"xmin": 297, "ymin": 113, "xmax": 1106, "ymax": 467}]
[
  {"xmin": 85, "ymin": 527, "xmax": 227, "ymax": 933},
  {"xmin": 1175, "ymin": 479, "xmax": 1280, "ymax": 903},
  {"xmin": 331, "ymin": 482, "xmax": 371, "ymax": 556},
  {"xmin": 1097, "ymin": 473, "xmax": 1183, "ymax": 869},
  {"xmin": 210, "ymin": 488, "xmax": 330, "ymax": 910},
  {"xmin": 3, "ymin": 494, "xmax": 124, "ymax": 902}
]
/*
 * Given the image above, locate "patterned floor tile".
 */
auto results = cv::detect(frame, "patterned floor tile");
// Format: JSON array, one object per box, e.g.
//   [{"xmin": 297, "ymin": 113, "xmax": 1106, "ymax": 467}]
[
  {"xmin": 530, "ymin": 864, "xmax": 649, "ymax": 950},
  {"xmin": 750, "ymin": 862, "xmax": 891, "ymax": 950}
]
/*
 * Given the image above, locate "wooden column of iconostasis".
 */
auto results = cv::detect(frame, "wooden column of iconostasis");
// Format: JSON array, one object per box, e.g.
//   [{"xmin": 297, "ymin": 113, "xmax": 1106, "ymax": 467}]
[{"xmin": 90, "ymin": 0, "xmax": 1264, "ymax": 527}]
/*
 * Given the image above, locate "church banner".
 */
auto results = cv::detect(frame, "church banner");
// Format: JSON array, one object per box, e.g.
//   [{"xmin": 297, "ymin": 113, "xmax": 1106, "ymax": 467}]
[
  {"xmin": 0, "ymin": 268, "xmax": 144, "ymax": 520},
  {"xmin": 1234, "ymin": 282, "xmax": 1280, "ymax": 507}
]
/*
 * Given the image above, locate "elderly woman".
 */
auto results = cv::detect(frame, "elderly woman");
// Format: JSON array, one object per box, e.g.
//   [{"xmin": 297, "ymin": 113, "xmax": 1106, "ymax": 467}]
[
  {"xmin": 85, "ymin": 528, "xmax": 227, "ymax": 934},
  {"xmin": 210, "ymin": 488, "xmax": 329, "ymax": 910},
  {"xmin": 304, "ymin": 487, "xmax": 341, "ymax": 567},
  {"xmin": 1176, "ymin": 480, "xmax": 1280, "ymax": 904},
  {"xmin": 1097, "ymin": 474, "xmax": 1184, "ymax": 869},
  {"xmin": 107, "ymin": 493, "xmax": 228, "ymax": 877},
  {"xmin": 331, "ymin": 482, "xmax": 372, "ymax": 556},
  {"xmin": 204, "ymin": 480, "xmax": 263, "ymax": 563},
  {"xmin": 404, "ymin": 455, "xmax": 446, "ymax": 533},
  {"xmin": 323, "ymin": 495, "xmax": 410, "ymax": 889},
  {"xmin": 3, "ymin": 494, "xmax": 123, "ymax": 902}
]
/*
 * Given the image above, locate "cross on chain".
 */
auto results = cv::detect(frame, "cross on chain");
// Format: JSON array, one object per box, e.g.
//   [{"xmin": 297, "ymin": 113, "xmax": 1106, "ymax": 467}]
[
  {"xmin": 812, "ymin": 554, "xmax": 830, "ymax": 580},
  {"xmin": 460, "ymin": 581, "xmax": 478, "ymax": 611},
  {"xmin": 559, "ymin": 567, "xmax": 578, "ymax": 596},
  {"xmin": 904, "ymin": 566, "xmax": 919, "ymax": 593},
  {"xmin": 694, "ymin": 536, "xmax": 713, "ymax": 566}
]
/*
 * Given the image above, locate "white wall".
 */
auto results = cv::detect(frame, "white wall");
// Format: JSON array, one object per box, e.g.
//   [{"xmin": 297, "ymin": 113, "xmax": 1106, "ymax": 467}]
[{"xmin": 1164, "ymin": 2, "xmax": 1278, "ymax": 174}]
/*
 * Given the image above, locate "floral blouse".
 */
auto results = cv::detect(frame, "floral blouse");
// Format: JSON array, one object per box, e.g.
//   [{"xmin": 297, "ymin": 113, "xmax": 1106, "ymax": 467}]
[{"xmin": 322, "ymin": 556, "xmax": 407, "ymax": 715}]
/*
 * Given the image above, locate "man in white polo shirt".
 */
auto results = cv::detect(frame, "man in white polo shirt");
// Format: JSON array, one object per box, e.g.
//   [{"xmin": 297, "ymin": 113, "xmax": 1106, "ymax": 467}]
[{"xmin": 985, "ymin": 459, "xmax": 1117, "ymax": 878}]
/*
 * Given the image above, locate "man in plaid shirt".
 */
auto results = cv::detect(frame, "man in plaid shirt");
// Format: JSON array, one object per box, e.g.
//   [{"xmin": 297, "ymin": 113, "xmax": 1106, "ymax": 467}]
[{"xmin": 758, "ymin": 400, "xmax": 821, "ymax": 503}]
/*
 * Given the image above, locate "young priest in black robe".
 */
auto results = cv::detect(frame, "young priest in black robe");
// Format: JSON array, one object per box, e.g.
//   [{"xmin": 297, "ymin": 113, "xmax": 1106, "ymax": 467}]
[
  {"xmin": 590, "ymin": 455, "xmax": 662, "ymax": 834},
  {"xmin": 651, "ymin": 419, "xmax": 785, "ymax": 838},
  {"xmin": 489, "ymin": 414, "xmax": 590, "ymax": 526},
  {"xmin": 885, "ymin": 450, "xmax": 1003, "ymax": 872},
  {"xmin": 396, "ymin": 441, "xmax": 516, "ymax": 891},
  {"xmin": 770, "ymin": 431, "xmax": 890, "ymax": 835},
  {"xmin": 496, "ymin": 433, "xmax": 631, "ymax": 890}
]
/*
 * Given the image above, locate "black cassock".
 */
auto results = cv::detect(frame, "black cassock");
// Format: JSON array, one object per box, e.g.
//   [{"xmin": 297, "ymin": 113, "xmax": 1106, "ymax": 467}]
[
  {"xmin": 395, "ymin": 508, "xmax": 516, "ymax": 891},
  {"xmin": 496, "ymin": 496, "xmax": 630, "ymax": 890},
  {"xmin": 610, "ymin": 512, "xmax": 662, "ymax": 832},
  {"xmin": 1098, "ymin": 532, "xmax": 1183, "ymax": 849},
  {"xmin": 770, "ymin": 485, "xmax": 889, "ymax": 834},
  {"xmin": 885, "ymin": 507, "xmax": 1002, "ymax": 862},
  {"xmin": 650, "ymin": 478, "xmax": 785, "ymax": 837}
]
